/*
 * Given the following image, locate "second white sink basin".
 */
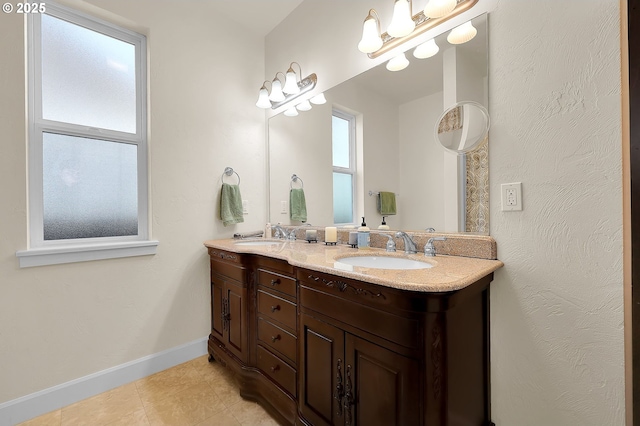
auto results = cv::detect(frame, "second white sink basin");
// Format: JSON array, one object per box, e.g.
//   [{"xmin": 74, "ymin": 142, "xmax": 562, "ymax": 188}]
[{"xmin": 336, "ymin": 256, "xmax": 433, "ymax": 270}]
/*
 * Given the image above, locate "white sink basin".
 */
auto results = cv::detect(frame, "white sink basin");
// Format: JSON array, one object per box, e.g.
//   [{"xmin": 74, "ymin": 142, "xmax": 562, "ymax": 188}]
[
  {"xmin": 335, "ymin": 256, "xmax": 433, "ymax": 270},
  {"xmin": 233, "ymin": 240, "xmax": 283, "ymax": 246}
]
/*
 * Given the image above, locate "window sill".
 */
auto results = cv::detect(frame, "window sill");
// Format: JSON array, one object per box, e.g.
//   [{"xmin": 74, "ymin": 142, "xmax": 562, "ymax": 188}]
[{"xmin": 15, "ymin": 240, "xmax": 159, "ymax": 268}]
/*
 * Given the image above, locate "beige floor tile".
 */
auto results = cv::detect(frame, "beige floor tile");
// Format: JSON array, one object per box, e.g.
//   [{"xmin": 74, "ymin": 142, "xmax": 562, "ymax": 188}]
[
  {"xmin": 205, "ymin": 372, "xmax": 245, "ymax": 409},
  {"xmin": 144, "ymin": 381, "xmax": 226, "ymax": 426},
  {"xmin": 194, "ymin": 409, "xmax": 241, "ymax": 426},
  {"xmin": 135, "ymin": 361, "xmax": 205, "ymax": 406},
  {"xmin": 104, "ymin": 407, "xmax": 150, "ymax": 426},
  {"xmin": 17, "ymin": 409, "xmax": 61, "ymax": 426},
  {"xmin": 61, "ymin": 382, "xmax": 144, "ymax": 426},
  {"xmin": 229, "ymin": 399, "xmax": 277, "ymax": 426}
]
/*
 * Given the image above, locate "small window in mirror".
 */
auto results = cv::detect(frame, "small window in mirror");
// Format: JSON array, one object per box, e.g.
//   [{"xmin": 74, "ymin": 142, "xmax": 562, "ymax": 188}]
[{"xmin": 332, "ymin": 110, "xmax": 356, "ymax": 224}]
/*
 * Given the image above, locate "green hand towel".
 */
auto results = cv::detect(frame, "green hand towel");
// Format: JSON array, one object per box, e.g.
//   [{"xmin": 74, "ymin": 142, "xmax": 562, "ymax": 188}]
[
  {"xmin": 377, "ymin": 191, "xmax": 397, "ymax": 215},
  {"xmin": 290, "ymin": 188, "xmax": 307, "ymax": 222},
  {"xmin": 220, "ymin": 183, "xmax": 244, "ymax": 227}
]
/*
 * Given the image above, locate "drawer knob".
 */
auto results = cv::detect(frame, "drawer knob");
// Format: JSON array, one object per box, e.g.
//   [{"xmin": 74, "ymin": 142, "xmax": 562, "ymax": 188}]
[
  {"xmin": 271, "ymin": 334, "xmax": 281, "ymax": 343},
  {"xmin": 270, "ymin": 305, "xmax": 281, "ymax": 313},
  {"xmin": 271, "ymin": 365, "xmax": 280, "ymax": 373},
  {"xmin": 270, "ymin": 279, "xmax": 280, "ymax": 286}
]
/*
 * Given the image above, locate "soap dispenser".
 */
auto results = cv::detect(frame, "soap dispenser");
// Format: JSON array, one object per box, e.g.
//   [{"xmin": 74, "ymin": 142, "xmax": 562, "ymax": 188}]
[
  {"xmin": 357, "ymin": 217, "xmax": 370, "ymax": 249},
  {"xmin": 378, "ymin": 216, "xmax": 390, "ymax": 230}
]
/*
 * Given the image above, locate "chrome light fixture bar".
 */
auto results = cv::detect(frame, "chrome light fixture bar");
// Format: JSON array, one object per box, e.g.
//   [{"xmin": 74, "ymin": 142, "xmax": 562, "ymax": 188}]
[
  {"xmin": 256, "ymin": 61, "xmax": 318, "ymax": 110},
  {"xmin": 360, "ymin": 0, "xmax": 478, "ymax": 59},
  {"xmin": 270, "ymin": 73, "xmax": 317, "ymax": 109}
]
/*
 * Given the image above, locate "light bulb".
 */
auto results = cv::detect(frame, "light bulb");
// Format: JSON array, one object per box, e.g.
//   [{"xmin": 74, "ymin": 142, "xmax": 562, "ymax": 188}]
[
  {"xmin": 413, "ymin": 39, "xmax": 439, "ymax": 59},
  {"xmin": 358, "ymin": 17, "xmax": 383, "ymax": 53},
  {"xmin": 386, "ymin": 53, "xmax": 409, "ymax": 71},
  {"xmin": 284, "ymin": 106, "xmax": 299, "ymax": 117},
  {"xmin": 297, "ymin": 100, "xmax": 312, "ymax": 111},
  {"xmin": 447, "ymin": 21, "xmax": 477, "ymax": 44},
  {"xmin": 283, "ymin": 69, "xmax": 300, "ymax": 94},
  {"xmin": 423, "ymin": 0, "xmax": 456, "ymax": 18},
  {"xmin": 387, "ymin": 0, "xmax": 415, "ymax": 38},
  {"xmin": 269, "ymin": 78, "xmax": 285, "ymax": 102},
  {"xmin": 310, "ymin": 93, "xmax": 327, "ymax": 104},
  {"xmin": 255, "ymin": 87, "xmax": 271, "ymax": 108}
]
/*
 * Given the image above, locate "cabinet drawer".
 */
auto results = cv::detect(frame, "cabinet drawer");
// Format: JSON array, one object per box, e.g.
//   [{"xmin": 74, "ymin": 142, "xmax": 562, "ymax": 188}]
[
  {"xmin": 257, "ymin": 345, "xmax": 297, "ymax": 397},
  {"xmin": 258, "ymin": 316, "xmax": 297, "ymax": 364},
  {"xmin": 257, "ymin": 269, "xmax": 296, "ymax": 297},
  {"xmin": 258, "ymin": 290, "xmax": 297, "ymax": 330}
]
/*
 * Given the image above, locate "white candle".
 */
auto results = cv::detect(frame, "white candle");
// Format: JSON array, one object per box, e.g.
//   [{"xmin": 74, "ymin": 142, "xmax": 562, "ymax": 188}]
[{"xmin": 324, "ymin": 227, "xmax": 337, "ymax": 243}]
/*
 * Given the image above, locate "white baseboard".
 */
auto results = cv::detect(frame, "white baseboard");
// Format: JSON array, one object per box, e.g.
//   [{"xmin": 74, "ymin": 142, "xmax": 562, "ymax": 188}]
[{"xmin": 0, "ymin": 337, "xmax": 208, "ymax": 426}]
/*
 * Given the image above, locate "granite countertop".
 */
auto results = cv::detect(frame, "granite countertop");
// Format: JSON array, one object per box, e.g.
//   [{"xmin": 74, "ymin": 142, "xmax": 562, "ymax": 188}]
[{"xmin": 204, "ymin": 238, "xmax": 503, "ymax": 293}]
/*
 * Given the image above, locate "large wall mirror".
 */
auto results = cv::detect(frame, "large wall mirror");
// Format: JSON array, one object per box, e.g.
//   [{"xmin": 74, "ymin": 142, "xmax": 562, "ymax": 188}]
[{"xmin": 268, "ymin": 14, "xmax": 488, "ymax": 234}]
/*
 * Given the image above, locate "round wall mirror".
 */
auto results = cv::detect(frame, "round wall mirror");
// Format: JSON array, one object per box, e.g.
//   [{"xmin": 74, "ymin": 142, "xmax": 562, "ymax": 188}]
[{"xmin": 435, "ymin": 101, "xmax": 490, "ymax": 153}]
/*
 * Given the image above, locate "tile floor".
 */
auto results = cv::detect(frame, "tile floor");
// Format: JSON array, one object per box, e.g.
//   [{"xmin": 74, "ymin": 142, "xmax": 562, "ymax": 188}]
[{"xmin": 18, "ymin": 355, "xmax": 280, "ymax": 426}]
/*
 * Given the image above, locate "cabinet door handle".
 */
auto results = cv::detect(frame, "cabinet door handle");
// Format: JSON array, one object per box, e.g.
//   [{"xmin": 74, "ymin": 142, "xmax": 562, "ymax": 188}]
[
  {"xmin": 344, "ymin": 364, "xmax": 354, "ymax": 426},
  {"xmin": 271, "ymin": 334, "xmax": 281, "ymax": 343},
  {"xmin": 270, "ymin": 305, "xmax": 280, "ymax": 313},
  {"xmin": 270, "ymin": 279, "xmax": 280, "ymax": 286},
  {"xmin": 334, "ymin": 359, "xmax": 344, "ymax": 417},
  {"xmin": 270, "ymin": 365, "xmax": 280, "ymax": 373}
]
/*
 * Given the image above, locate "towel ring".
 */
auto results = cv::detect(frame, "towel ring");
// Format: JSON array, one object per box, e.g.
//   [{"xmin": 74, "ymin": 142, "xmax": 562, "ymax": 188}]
[
  {"xmin": 222, "ymin": 167, "xmax": 240, "ymax": 185},
  {"xmin": 290, "ymin": 174, "xmax": 304, "ymax": 189}
]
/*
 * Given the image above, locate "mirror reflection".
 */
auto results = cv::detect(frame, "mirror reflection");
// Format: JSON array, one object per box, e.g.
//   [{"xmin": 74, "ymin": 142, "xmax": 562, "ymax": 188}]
[{"xmin": 268, "ymin": 14, "xmax": 488, "ymax": 234}]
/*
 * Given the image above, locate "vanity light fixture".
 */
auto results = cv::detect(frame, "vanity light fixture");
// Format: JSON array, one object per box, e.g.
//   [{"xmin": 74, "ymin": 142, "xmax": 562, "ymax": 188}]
[
  {"xmin": 387, "ymin": 0, "xmax": 415, "ymax": 38},
  {"xmin": 310, "ymin": 93, "xmax": 327, "ymax": 105},
  {"xmin": 358, "ymin": 9, "xmax": 383, "ymax": 53},
  {"xmin": 255, "ymin": 62, "xmax": 318, "ymax": 110},
  {"xmin": 283, "ymin": 62, "xmax": 302, "ymax": 95},
  {"xmin": 413, "ymin": 38, "xmax": 439, "ymax": 58},
  {"xmin": 284, "ymin": 106, "xmax": 299, "ymax": 117},
  {"xmin": 386, "ymin": 52, "xmax": 410, "ymax": 71},
  {"xmin": 268, "ymin": 73, "xmax": 286, "ymax": 102},
  {"xmin": 296, "ymin": 99, "xmax": 313, "ymax": 111},
  {"xmin": 423, "ymin": 0, "xmax": 457, "ymax": 18},
  {"xmin": 447, "ymin": 20, "xmax": 477, "ymax": 44},
  {"xmin": 357, "ymin": 0, "xmax": 478, "ymax": 59}
]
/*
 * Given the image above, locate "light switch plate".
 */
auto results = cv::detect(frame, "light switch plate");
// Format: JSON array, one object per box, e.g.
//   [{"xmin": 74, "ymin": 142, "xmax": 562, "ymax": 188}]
[
  {"xmin": 281, "ymin": 201, "xmax": 287, "ymax": 214},
  {"xmin": 242, "ymin": 200, "xmax": 248, "ymax": 214},
  {"xmin": 501, "ymin": 182, "xmax": 522, "ymax": 211}
]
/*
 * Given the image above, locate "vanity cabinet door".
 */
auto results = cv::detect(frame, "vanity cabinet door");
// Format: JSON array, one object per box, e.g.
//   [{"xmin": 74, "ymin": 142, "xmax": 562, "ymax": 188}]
[
  {"xmin": 299, "ymin": 313, "xmax": 345, "ymax": 426},
  {"xmin": 210, "ymin": 272, "xmax": 247, "ymax": 364},
  {"xmin": 344, "ymin": 334, "xmax": 420, "ymax": 426},
  {"xmin": 225, "ymin": 279, "xmax": 247, "ymax": 363}
]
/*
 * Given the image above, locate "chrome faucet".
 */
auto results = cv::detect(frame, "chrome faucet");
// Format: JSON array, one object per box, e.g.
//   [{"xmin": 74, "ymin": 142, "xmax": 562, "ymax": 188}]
[
  {"xmin": 271, "ymin": 224, "xmax": 289, "ymax": 240},
  {"xmin": 395, "ymin": 231, "xmax": 418, "ymax": 254},
  {"xmin": 424, "ymin": 237, "xmax": 447, "ymax": 257},
  {"xmin": 287, "ymin": 223, "xmax": 312, "ymax": 241}
]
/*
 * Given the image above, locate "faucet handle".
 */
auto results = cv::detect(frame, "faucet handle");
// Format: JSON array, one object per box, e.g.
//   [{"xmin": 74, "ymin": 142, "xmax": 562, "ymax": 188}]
[
  {"xmin": 382, "ymin": 234, "xmax": 396, "ymax": 252},
  {"xmin": 424, "ymin": 237, "xmax": 446, "ymax": 257}
]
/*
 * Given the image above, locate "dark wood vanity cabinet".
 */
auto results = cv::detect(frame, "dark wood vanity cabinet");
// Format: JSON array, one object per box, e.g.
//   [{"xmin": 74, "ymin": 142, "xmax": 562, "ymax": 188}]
[
  {"xmin": 299, "ymin": 313, "xmax": 420, "ymax": 426},
  {"xmin": 207, "ymin": 247, "xmax": 495, "ymax": 426}
]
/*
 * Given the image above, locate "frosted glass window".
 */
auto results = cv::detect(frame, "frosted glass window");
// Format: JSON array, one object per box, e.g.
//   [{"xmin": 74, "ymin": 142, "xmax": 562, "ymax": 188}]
[
  {"xmin": 42, "ymin": 133, "xmax": 138, "ymax": 240},
  {"xmin": 333, "ymin": 173, "xmax": 354, "ymax": 224},
  {"xmin": 41, "ymin": 14, "xmax": 136, "ymax": 133},
  {"xmin": 332, "ymin": 116, "xmax": 350, "ymax": 168}
]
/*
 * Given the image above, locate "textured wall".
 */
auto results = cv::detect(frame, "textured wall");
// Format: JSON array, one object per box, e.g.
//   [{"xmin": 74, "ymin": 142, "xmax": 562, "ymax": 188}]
[
  {"xmin": 0, "ymin": 0, "xmax": 265, "ymax": 404},
  {"xmin": 266, "ymin": 0, "xmax": 625, "ymax": 423},
  {"xmin": 488, "ymin": 1, "xmax": 624, "ymax": 424}
]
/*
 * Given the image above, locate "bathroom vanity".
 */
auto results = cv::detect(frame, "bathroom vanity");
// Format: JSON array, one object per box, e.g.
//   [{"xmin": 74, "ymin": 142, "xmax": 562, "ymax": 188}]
[{"xmin": 205, "ymin": 236, "xmax": 502, "ymax": 426}]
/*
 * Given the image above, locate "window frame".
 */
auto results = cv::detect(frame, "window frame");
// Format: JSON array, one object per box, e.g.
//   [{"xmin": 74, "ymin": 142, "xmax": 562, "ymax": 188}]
[
  {"xmin": 332, "ymin": 108, "xmax": 357, "ymax": 225},
  {"xmin": 17, "ymin": 2, "xmax": 157, "ymax": 267}
]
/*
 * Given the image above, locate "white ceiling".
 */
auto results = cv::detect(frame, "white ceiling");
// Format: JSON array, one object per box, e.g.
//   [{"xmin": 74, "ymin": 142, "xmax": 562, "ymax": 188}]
[{"xmin": 212, "ymin": 0, "xmax": 304, "ymax": 37}]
